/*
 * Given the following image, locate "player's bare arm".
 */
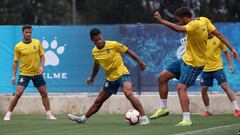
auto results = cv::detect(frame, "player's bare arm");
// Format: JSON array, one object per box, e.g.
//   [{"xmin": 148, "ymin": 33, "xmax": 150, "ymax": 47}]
[
  {"xmin": 224, "ymin": 51, "xmax": 234, "ymax": 73},
  {"xmin": 11, "ymin": 61, "xmax": 18, "ymax": 84},
  {"xmin": 125, "ymin": 49, "xmax": 146, "ymax": 71},
  {"xmin": 87, "ymin": 61, "xmax": 99, "ymax": 85},
  {"xmin": 39, "ymin": 55, "xmax": 45, "ymax": 74},
  {"xmin": 154, "ymin": 11, "xmax": 186, "ymax": 32},
  {"xmin": 211, "ymin": 30, "xmax": 239, "ymax": 61}
]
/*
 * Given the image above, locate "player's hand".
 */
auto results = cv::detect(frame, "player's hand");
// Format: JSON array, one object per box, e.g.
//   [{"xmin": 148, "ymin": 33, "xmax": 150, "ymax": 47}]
[
  {"xmin": 154, "ymin": 11, "xmax": 162, "ymax": 22},
  {"xmin": 229, "ymin": 65, "xmax": 234, "ymax": 74},
  {"xmin": 231, "ymin": 49, "xmax": 239, "ymax": 61},
  {"xmin": 86, "ymin": 77, "xmax": 94, "ymax": 86},
  {"xmin": 139, "ymin": 62, "xmax": 147, "ymax": 71},
  {"xmin": 11, "ymin": 76, "xmax": 16, "ymax": 84},
  {"xmin": 39, "ymin": 66, "xmax": 44, "ymax": 74}
]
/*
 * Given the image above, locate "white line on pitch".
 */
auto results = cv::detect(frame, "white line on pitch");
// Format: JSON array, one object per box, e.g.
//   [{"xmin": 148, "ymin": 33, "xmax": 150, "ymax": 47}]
[{"xmin": 171, "ymin": 123, "xmax": 240, "ymax": 135}]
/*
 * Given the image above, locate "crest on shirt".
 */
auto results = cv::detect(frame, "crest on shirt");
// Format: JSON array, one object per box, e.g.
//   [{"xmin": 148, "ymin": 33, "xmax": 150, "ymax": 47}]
[
  {"xmin": 106, "ymin": 49, "xmax": 110, "ymax": 53},
  {"xmin": 213, "ymin": 41, "xmax": 216, "ymax": 45},
  {"xmin": 33, "ymin": 45, "xmax": 37, "ymax": 50}
]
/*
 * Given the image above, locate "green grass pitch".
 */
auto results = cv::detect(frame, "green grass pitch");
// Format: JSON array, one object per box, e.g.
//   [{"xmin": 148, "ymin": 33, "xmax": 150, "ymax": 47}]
[{"xmin": 0, "ymin": 114, "xmax": 239, "ymax": 135}]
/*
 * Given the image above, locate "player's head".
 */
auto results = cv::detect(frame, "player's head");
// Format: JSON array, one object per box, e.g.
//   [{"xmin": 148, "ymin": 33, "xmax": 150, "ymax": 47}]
[
  {"xmin": 22, "ymin": 24, "xmax": 32, "ymax": 40},
  {"xmin": 175, "ymin": 7, "xmax": 192, "ymax": 24},
  {"xmin": 90, "ymin": 28, "xmax": 104, "ymax": 48}
]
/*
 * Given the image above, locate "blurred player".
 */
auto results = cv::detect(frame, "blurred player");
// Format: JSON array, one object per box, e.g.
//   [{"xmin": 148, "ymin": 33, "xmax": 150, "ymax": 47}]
[
  {"xmin": 4, "ymin": 25, "xmax": 56, "ymax": 121},
  {"xmin": 201, "ymin": 33, "xmax": 240, "ymax": 116},
  {"xmin": 150, "ymin": 7, "xmax": 239, "ymax": 126},
  {"xmin": 68, "ymin": 28, "xmax": 150, "ymax": 125}
]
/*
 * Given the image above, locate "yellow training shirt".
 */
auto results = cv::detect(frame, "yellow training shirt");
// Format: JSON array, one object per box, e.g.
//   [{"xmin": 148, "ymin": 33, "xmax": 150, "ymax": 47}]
[
  {"xmin": 14, "ymin": 39, "xmax": 44, "ymax": 76},
  {"xmin": 203, "ymin": 36, "xmax": 227, "ymax": 72},
  {"xmin": 182, "ymin": 18, "xmax": 208, "ymax": 67},
  {"xmin": 199, "ymin": 17, "xmax": 216, "ymax": 33},
  {"xmin": 92, "ymin": 41, "xmax": 129, "ymax": 81}
]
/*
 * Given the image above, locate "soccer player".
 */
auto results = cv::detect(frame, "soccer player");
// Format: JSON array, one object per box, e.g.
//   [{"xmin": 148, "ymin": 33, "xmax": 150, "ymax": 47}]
[
  {"xmin": 68, "ymin": 28, "xmax": 150, "ymax": 125},
  {"xmin": 201, "ymin": 33, "xmax": 240, "ymax": 116},
  {"xmin": 150, "ymin": 7, "xmax": 239, "ymax": 126},
  {"xmin": 4, "ymin": 25, "xmax": 56, "ymax": 121}
]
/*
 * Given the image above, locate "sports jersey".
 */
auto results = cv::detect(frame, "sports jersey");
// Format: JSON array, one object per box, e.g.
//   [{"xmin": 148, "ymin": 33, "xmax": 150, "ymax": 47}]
[
  {"xmin": 204, "ymin": 36, "xmax": 227, "ymax": 71},
  {"xmin": 92, "ymin": 41, "xmax": 129, "ymax": 81},
  {"xmin": 182, "ymin": 18, "xmax": 208, "ymax": 67},
  {"xmin": 14, "ymin": 39, "xmax": 44, "ymax": 76}
]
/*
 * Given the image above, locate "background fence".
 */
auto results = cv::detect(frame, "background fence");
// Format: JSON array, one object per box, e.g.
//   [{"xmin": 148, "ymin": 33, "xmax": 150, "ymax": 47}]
[{"xmin": 0, "ymin": 24, "xmax": 240, "ymax": 94}]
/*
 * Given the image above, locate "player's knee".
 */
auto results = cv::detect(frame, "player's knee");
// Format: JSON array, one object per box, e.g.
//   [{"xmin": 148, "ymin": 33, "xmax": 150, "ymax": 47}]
[
  {"xmin": 176, "ymin": 85, "xmax": 182, "ymax": 91},
  {"xmin": 220, "ymin": 82, "xmax": 228, "ymax": 90},
  {"xmin": 201, "ymin": 87, "xmax": 208, "ymax": 93},
  {"xmin": 124, "ymin": 90, "xmax": 133, "ymax": 98},
  {"xmin": 158, "ymin": 73, "xmax": 166, "ymax": 84},
  {"xmin": 40, "ymin": 91, "xmax": 48, "ymax": 97}
]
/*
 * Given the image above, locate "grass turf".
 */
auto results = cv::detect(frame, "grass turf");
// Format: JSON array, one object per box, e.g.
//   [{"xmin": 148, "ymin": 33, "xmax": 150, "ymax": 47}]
[{"xmin": 0, "ymin": 114, "xmax": 239, "ymax": 135}]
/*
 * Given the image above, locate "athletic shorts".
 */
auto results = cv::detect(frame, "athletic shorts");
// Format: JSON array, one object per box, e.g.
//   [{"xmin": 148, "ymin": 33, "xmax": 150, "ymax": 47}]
[
  {"xmin": 200, "ymin": 69, "xmax": 227, "ymax": 87},
  {"xmin": 17, "ymin": 74, "xmax": 46, "ymax": 88},
  {"xmin": 103, "ymin": 74, "xmax": 132, "ymax": 94},
  {"xmin": 166, "ymin": 59, "xmax": 204, "ymax": 86}
]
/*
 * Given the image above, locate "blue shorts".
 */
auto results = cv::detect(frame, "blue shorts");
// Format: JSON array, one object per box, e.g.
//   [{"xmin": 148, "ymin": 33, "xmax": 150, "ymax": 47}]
[
  {"xmin": 17, "ymin": 74, "xmax": 46, "ymax": 88},
  {"xmin": 166, "ymin": 59, "xmax": 204, "ymax": 86},
  {"xmin": 103, "ymin": 74, "xmax": 132, "ymax": 94},
  {"xmin": 200, "ymin": 69, "xmax": 227, "ymax": 87}
]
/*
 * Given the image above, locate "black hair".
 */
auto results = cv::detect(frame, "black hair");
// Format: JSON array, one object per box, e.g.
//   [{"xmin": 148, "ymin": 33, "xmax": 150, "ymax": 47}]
[
  {"xmin": 175, "ymin": 7, "xmax": 192, "ymax": 18},
  {"xmin": 90, "ymin": 28, "xmax": 101, "ymax": 39},
  {"xmin": 22, "ymin": 24, "xmax": 32, "ymax": 32}
]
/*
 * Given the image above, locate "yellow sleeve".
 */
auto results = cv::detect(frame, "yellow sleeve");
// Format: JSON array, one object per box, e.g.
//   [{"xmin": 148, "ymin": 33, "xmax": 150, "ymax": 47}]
[
  {"xmin": 113, "ymin": 41, "xmax": 128, "ymax": 53},
  {"xmin": 13, "ymin": 46, "xmax": 19, "ymax": 61},
  {"xmin": 220, "ymin": 42, "xmax": 227, "ymax": 52},
  {"xmin": 38, "ymin": 40, "xmax": 44, "ymax": 56},
  {"xmin": 92, "ymin": 51, "xmax": 98, "ymax": 64},
  {"xmin": 184, "ymin": 21, "xmax": 196, "ymax": 34},
  {"xmin": 200, "ymin": 17, "xmax": 216, "ymax": 32}
]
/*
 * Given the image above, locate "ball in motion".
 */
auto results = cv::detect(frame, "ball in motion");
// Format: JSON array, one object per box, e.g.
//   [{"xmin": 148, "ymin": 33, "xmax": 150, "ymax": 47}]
[{"xmin": 124, "ymin": 109, "xmax": 141, "ymax": 125}]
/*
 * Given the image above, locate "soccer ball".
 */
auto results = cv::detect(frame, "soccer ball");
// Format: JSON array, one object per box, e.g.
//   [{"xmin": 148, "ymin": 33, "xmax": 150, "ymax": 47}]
[{"xmin": 124, "ymin": 109, "xmax": 141, "ymax": 125}]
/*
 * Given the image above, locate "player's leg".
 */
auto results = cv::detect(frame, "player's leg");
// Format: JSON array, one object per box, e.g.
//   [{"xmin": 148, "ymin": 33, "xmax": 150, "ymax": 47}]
[
  {"xmin": 175, "ymin": 83, "xmax": 193, "ymax": 126},
  {"xmin": 4, "ymin": 75, "xmax": 29, "ymax": 120},
  {"xmin": 34, "ymin": 74, "xmax": 56, "ymax": 120},
  {"xmin": 200, "ymin": 71, "xmax": 213, "ymax": 116},
  {"xmin": 215, "ymin": 69, "xmax": 240, "ymax": 116},
  {"xmin": 151, "ymin": 59, "xmax": 180, "ymax": 119},
  {"xmin": 85, "ymin": 89, "xmax": 111, "ymax": 117},
  {"xmin": 121, "ymin": 75, "xmax": 150, "ymax": 125},
  {"xmin": 68, "ymin": 89, "xmax": 111, "ymax": 123},
  {"xmin": 176, "ymin": 65, "xmax": 203, "ymax": 126}
]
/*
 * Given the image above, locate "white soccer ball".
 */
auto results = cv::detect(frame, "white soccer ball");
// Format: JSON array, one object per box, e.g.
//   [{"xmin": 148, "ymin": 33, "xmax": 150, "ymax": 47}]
[{"xmin": 124, "ymin": 109, "xmax": 141, "ymax": 125}]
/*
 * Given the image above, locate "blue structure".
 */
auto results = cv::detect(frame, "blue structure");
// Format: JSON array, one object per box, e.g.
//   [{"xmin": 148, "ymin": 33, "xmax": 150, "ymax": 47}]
[{"xmin": 0, "ymin": 24, "xmax": 239, "ymax": 94}]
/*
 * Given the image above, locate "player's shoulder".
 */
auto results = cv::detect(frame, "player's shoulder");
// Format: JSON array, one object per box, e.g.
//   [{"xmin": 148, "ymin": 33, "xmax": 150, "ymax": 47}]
[
  {"xmin": 105, "ymin": 40, "xmax": 119, "ymax": 45},
  {"xmin": 15, "ymin": 41, "xmax": 24, "ymax": 48},
  {"xmin": 16, "ymin": 41, "xmax": 22, "ymax": 46},
  {"xmin": 199, "ymin": 17, "xmax": 211, "ymax": 23},
  {"xmin": 32, "ymin": 38, "xmax": 41, "ymax": 43}
]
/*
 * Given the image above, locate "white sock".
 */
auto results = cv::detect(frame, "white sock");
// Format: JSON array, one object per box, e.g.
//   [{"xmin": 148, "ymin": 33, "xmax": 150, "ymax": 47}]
[
  {"xmin": 141, "ymin": 115, "xmax": 148, "ymax": 120},
  {"xmin": 46, "ymin": 111, "xmax": 52, "ymax": 116},
  {"xmin": 81, "ymin": 115, "xmax": 88, "ymax": 121},
  {"xmin": 160, "ymin": 99, "xmax": 167, "ymax": 109},
  {"xmin": 6, "ymin": 111, "xmax": 12, "ymax": 116},
  {"xmin": 205, "ymin": 105, "xmax": 212, "ymax": 113},
  {"xmin": 183, "ymin": 112, "xmax": 191, "ymax": 121},
  {"xmin": 232, "ymin": 100, "xmax": 240, "ymax": 110}
]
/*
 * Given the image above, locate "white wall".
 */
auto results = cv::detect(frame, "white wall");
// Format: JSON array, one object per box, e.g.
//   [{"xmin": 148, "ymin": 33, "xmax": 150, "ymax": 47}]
[{"xmin": 0, "ymin": 94, "xmax": 238, "ymax": 115}]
